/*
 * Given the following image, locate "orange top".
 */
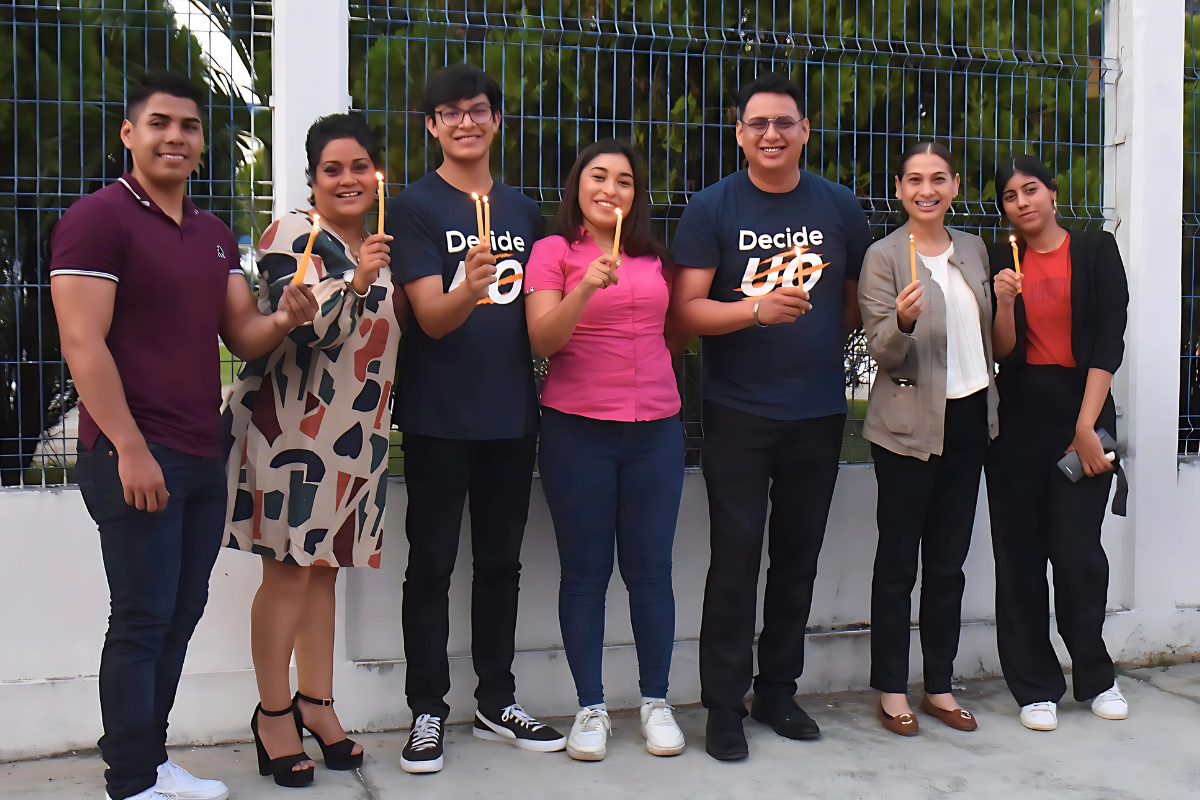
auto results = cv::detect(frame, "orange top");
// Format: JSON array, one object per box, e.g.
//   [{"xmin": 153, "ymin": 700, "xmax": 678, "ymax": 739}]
[{"xmin": 1022, "ymin": 234, "xmax": 1076, "ymax": 367}]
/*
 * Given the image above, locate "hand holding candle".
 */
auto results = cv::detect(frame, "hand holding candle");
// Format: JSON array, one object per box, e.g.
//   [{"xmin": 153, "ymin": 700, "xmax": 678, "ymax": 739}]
[
  {"xmin": 376, "ymin": 172, "xmax": 386, "ymax": 235},
  {"xmin": 1009, "ymin": 234, "xmax": 1023, "ymax": 293},
  {"xmin": 291, "ymin": 213, "xmax": 321, "ymax": 286}
]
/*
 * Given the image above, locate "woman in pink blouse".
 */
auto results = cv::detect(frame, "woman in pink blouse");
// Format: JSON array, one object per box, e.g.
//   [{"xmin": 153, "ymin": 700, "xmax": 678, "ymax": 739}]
[{"xmin": 525, "ymin": 139, "xmax": 686, "ymax": 762}]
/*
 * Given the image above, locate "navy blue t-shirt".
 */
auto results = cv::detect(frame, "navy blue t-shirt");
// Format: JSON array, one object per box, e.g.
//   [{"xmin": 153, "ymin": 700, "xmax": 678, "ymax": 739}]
[
  {"xmin": 671, "ymin": 169, "xmax": 872, "ymax": 420},
  {"xmin": 388, "ymin": 171, "xmax": 543, "ymax": 439}
]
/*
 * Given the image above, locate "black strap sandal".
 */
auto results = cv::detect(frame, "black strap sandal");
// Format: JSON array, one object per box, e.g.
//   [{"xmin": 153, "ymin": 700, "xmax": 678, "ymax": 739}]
[
  {"xmin": 251, "ymin": 703, "xmax": 315, "ymax": 787},
  {"xmin": 293, "ymin": 691, "xmax": 365, "ymax": 770}
]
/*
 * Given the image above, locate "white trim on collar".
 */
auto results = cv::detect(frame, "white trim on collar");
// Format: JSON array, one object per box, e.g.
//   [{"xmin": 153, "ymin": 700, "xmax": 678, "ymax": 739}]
[{"xmin": 117, "ymin": 177, "xmax": 151, "ymax": 207}]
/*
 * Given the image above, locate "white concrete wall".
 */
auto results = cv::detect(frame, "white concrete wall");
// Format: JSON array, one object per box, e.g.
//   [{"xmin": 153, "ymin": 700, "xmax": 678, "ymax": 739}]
[{"xmin": 4, "ymin": 458, "xmax": 1187, "ymax": 762}]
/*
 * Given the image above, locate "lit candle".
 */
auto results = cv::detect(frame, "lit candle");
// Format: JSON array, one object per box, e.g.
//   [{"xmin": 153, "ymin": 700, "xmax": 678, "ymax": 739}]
[
  {"xmin": 482, "ymin": 195, "xmax": 491, "ymax": 249},
  {"xmin": 472, "ymin": 192, "xmax": 485, "ymax": 244},
  {"xmin": 376, "ymin": 172, "xmax": 386, "ymax": 236},
  {"xmin": 1009, "ymin": 234, "xmax": 1022, "ymax": 293},
  {"xmin": 909, "ymin": 233, "xmax": 917, "ymax": 284},
  {"xmin": 612, "ymin": 208, "xmax": 623, "ymax": 260},
  {"xmin": 292, "ymin": 213, "xmax": 321, "ymax": 286}
]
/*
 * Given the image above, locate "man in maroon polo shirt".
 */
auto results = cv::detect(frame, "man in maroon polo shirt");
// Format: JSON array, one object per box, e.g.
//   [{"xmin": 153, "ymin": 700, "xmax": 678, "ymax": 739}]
[{"xmin": 50, "ymin": 73, "xmax": 318, "ymax": 800}]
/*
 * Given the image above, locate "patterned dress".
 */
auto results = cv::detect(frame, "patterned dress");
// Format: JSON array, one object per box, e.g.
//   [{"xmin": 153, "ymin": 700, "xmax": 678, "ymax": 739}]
[{"xmin": 223, "ymin": 211, "xmax": 402, "ymax": 568}]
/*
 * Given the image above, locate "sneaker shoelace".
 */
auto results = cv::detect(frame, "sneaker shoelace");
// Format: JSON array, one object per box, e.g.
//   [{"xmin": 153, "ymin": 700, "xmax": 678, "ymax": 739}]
[
  {"xmin": 501, "ymin": 703, "xmax": 545, "ymax": 731},
  {"xmin": 1027, "ymin": 702, "xmax": 1055, "ymax": 713},
  {"xmin": 578, "ymin": 709, "xmax": 609, "ymax": 734},
  {"xmin": 1096, "ymin": 687, "xmax": 1125, "ymax": 704},
  {"xmin": 646, "ymin": 701, "xmax": 676, "ymax": 726},
  {"xmin": 408, "ymin": 714, "xmax": 443, "ymax": 751}
]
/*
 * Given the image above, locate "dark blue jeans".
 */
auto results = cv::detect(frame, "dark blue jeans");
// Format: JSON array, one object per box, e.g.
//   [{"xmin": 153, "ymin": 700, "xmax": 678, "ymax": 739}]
[
  {"xmin": 539, "ymin": 408, "xmax": 685, "ymax": 707},
  {"xmin": 77, "ymin": 434, "xmax": 227, "ymax": 800}
]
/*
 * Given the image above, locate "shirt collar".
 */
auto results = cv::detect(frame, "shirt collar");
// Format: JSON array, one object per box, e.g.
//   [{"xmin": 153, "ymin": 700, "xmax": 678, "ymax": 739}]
[{"xmin": 118, "ymin": 172, "xmax": 199, "ymax": 223}]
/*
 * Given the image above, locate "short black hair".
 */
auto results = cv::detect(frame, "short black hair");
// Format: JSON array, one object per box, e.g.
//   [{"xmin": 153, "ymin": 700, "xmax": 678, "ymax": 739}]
[
  {"xmin": 898, "ymin": 141, "xmax": 956, "ymax": 176},
  {"xmin": 126, "ymin": 71, "xmax": 206, "ymax": 122},
  {"xmin": 420, "ymin": 64, "xmax": 503, "ymax": 118},
  {"xmin": 995, "ymin": 154, "xmax": 1058, "ymax": 214},
  {"xmin": 304, "ymin": 113, "xmax": 382, "ymax": 202},
  {"xmin": 736, "ymin": 73, "xmax": 805, "ymax": 119}
]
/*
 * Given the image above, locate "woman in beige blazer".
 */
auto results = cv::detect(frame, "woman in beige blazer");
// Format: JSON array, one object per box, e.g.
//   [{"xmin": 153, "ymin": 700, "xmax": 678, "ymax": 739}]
[{"xmin": 858, "ymin": 142, "xmax": 999, "ymax": 736}]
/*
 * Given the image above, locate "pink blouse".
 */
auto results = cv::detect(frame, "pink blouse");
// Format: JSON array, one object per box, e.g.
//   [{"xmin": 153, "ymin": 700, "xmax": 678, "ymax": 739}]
[{"xmin": 525, "ymin": 234, "xmax": 680, "ymax": 422}]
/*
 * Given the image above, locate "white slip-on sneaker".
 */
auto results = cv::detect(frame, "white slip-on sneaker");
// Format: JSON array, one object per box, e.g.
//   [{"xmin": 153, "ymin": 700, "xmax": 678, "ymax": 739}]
[
  {"xmin": 639, "ymin": 700, "xmax": 685, "ymax": 756},
  {"xmin": 567, "ymin": 707, "xmax": 611, "ymax": 761},
  {"xmin": 156, "ymin": 760, "xmax": 229, "ymax": 800},
  {"xmin": 1020, "ymin": 701, "xmax": 1058, "ymax": 731},
  {"xmin": 1091, "ymin": 684, "xmax": 1129, "ymax": 720}
]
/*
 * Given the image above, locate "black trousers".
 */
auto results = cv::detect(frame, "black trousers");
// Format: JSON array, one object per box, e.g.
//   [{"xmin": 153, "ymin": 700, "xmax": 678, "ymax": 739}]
[
  {"xmin": 401, "ymin": 432, "xmax": 537, "ymax": 718},
  {"xmin": 698, "ymin": 401, "xmax": 844, "ymax": 714},
  {"xmin": 77, "ymin": 435, "xmax": 227, "ymax": 800},
  {"xmin": 869, "ymin": 390, "xmax": 989, "ymax": 695},
  {"xmin": 986, "ymin": 365, "xmax": 1116, "ymax": 707}
]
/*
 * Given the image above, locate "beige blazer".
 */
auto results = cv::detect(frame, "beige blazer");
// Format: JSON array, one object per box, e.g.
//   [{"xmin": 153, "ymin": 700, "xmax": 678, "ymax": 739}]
[{"xmin": 858, "ymin": 223, "xmax": 999, "ymax": 460}]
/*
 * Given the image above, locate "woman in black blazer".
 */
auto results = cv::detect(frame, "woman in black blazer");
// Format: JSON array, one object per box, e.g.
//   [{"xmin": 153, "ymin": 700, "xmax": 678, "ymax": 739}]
[{"xmin": 988, "ymin": 155, "xmax": 1130, "ymax": 733}]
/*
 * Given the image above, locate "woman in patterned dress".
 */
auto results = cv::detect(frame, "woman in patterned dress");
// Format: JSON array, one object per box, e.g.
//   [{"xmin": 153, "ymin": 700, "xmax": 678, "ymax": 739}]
[{"xmin": 222, "ymin": 114, "xmax": 401, "ymax": 787}]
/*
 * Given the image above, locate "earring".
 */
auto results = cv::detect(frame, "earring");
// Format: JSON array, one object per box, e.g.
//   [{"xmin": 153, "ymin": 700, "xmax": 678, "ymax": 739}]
[{"xmin": 1053, "ymin": 200, "xmax": 1058, "ymax": 214}]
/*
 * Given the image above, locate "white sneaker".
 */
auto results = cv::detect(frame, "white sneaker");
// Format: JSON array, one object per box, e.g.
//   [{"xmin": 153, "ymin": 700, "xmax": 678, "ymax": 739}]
[
  {"xmin": 155, "ymin": 760, "xmax": 229, "ymax": 800},
  {"xmin": 1091, "ymin": 683, "xmax": 1129, "ymax": 720},
  {"xmin": 566, "ymin": 707, "xmax": 611, "ymax": 761},
  {"xmin": 1020, "ymin": 701, "xmax": 1058, "ymax": 731},
  {"xmin": 106, "ymin": 789, "xmax": 176, "ymax": 800},
  {"xmin": 639, "ymin": 700, "xmax": 685, "ymax": 756}
]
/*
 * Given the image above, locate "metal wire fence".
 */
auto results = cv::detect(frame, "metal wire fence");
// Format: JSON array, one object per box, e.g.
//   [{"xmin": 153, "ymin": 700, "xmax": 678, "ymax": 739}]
[
  {"xmin": 1183, "ymin": 11, "xmax": 1200, "ymax": 455},
  {"xmin": 1, "ymin": 0, "xmax": 272, "ymax": 486},
  {"xmin": 349, "ymin": 0, "xmax": 1110, "ymax": 471}
]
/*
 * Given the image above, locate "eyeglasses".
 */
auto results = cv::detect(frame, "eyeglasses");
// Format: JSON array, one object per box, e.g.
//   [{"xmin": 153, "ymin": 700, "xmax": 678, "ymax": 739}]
[
  {"xmin": 741, "ymin": 116, "xmax": 800, "ymax": 136},
  {"xmin": 436, "ymin": 106, "xmax": 496, "ymax": 127}
]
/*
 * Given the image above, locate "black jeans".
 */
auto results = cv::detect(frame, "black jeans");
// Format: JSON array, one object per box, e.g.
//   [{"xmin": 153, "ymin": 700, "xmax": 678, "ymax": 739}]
[
  {"xmin": 869, "ymin": 390, "xmax": 989, "ymax": 695},
  {"xmin": 77, "ymin": 434, "xmax": 227, "ymax": 800},
  {"xmin": 987, "ymin": 365, "xmax": 1117, "ymax": 706},
  {"xmin": 698, "ymin": 401, "xmax": 844, "ymax": 714},
  {"xmin": 401, "ymin": 432, "xmax": 537, "ymax": 718}
]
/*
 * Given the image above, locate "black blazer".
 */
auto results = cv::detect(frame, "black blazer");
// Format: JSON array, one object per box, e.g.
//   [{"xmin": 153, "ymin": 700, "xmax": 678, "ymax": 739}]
[{"xmin": 988, "ymin": 228, "xmax": 1129, "ymax": 378}]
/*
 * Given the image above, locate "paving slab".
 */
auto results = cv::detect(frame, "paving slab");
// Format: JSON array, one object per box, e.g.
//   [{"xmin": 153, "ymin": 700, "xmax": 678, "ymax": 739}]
[{"xmin": 5, "ymin": 672, "xmax": 1200, "ymax": 800}]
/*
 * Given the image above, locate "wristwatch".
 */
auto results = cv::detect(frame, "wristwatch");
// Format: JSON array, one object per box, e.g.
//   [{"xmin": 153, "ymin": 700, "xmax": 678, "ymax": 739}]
[{"xmin": 752, "ymin": 300, "xmax": 769, "ymax": 328}]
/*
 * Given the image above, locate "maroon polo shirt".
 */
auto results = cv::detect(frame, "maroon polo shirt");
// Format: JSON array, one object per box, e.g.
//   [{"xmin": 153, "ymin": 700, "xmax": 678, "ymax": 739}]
[{"xmin": 50, "ymin": 174, "xmax": 241, "ymax": 458}]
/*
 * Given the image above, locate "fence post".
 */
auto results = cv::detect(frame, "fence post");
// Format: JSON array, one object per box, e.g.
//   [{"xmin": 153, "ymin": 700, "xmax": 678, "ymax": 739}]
[
  {"xmin": 1110, "ymin": 0, "xmax": 1185, "ymax": 620},
  {"xmin": 272, "ymin": 2, "xmax": 351, "ymax": 216}
]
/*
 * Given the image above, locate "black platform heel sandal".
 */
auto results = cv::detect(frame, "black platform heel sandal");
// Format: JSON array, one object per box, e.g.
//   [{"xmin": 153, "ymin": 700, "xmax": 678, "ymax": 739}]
[
  {"xmin": 293, "ymin": 692, "xmax": 365, "ymax": 771},
  {"xmin": 251, "ymin": 703, "xmax": 315, "ymax": 787}
]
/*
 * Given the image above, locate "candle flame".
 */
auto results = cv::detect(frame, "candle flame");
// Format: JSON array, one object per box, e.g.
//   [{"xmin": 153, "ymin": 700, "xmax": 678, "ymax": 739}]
[
  {"xmin": 615, "ymin": 208, "xmax": 623, "ymax": 217},
  {"xmin": 482, "ymin": 195, "xmax": 489, "ymax": 203},
  {"xmin": 312, "ymin": 213, "xmax": 320, "ymax": 224},
  {"xmin": 909, "ymin": 233, "xmax": 915, "ymax": 242},
  {"xmin": 471, "ymin": 192, "xmax": 480, "ymax": 201},
  {"xmin": 376, "ymin": 172, "xmax": 384, "ymax": 181},
  {"xmin": 1009, "ymin": 234, "xmax": 1017, "ymax": 244}
]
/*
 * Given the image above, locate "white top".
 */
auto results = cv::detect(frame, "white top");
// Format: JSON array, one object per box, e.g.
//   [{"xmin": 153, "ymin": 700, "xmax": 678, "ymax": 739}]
[{"xmin": 920, "ymin": 245, "xmax": 990, "ymax": 399}]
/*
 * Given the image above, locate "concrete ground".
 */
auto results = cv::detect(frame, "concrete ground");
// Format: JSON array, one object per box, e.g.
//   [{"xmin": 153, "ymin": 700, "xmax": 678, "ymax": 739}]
[{"xmin": 6, "ymin": 665, "xmax": 1200, "ymax": 800}]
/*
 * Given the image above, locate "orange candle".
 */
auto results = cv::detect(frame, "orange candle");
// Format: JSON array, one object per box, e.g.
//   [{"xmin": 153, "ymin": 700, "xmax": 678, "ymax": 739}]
[
  {"xmin": 376, "ymin": 172, "xmax": 386, "ymax": 235},
  {"xmin": 1009, "ymin": 234, "xmax": 1022, "ymax": 293},
  {"xmin": 472, "ymin": 192, "xmax": 485, "ymax": 244},
  {"xmin": 483, "ymin": 195, "xmax": 491, "ymax": 248},
  {"xmin": 612, "ymin": 208, "xmax": 623, "ymax": 260},
  {"xmin": 908, "ymin": 233, "xmax": 917, "ymax": 284},
  {"xmin": 292, "ymin": 213, "xmax": 321, "ymax": 286}
]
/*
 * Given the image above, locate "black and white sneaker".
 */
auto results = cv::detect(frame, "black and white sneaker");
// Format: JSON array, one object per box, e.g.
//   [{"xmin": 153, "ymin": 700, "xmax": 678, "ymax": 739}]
[
  {"xmin": 472, "ymin": 703, "xmax": 567, "ymax": 752},
  {"xmin": 400, "ymin": 714, "xmax": 445, "ymax": 773}
]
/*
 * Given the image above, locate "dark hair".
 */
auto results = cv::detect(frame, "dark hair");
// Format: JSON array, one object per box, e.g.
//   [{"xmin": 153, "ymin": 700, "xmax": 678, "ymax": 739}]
[
  {"xmin": 304, "ymin": 114, "xmax": 381, "ymax": 204},
  {"xmin": 995, "ymin": 154, "xmax": 1058, "ymax": 214},
  {"xmin": 897, "ymin": 141, "xmax": 956, "ymax": 176},
  {"xmin": 420, "ymin": 64, "xmax": 503, "ymax": 118},
  {"xmin": 557, "ymin": 139, "xmax": 670, "ymax": 267},
  {"xmin": 736, "ymin": 73, "xmax": 806, "ymax": 119},
  {"xmin": 125, "ymin": 71, "xmax": 206, "ymax": 121}
]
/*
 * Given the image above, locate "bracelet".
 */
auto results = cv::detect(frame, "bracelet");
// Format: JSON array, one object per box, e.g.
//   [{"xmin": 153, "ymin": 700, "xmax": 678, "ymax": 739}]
[
  {"xmin": 346, "ymin": 271, "xmax": 371, "ymax": 298},
  {"xmin": 752, "ymin": 300, "xmax": 768, "ymax": 328}
]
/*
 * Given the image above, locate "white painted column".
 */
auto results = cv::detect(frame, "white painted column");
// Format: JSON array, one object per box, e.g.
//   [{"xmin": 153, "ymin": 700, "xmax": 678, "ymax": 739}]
[
  {"xmin": 1110, "ymin": 0, "xmax": 1185, "ymax": 620},
  {"xmin": 272, "ymin": 1, "xmax": 351, "ymax": 216}
]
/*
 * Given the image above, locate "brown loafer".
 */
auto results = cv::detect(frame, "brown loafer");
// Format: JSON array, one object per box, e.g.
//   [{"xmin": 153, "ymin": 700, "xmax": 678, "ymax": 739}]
[
  {"xmin": 920, "ymin": 696, "xmax": 978, "ymax": 731},
  {"xmin": 877, "ymin": 699, "xmax": 918, "ymax": 736}
]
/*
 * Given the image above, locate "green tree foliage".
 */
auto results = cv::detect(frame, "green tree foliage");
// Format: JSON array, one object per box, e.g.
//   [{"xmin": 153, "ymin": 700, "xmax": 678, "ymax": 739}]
[{"xmin": 0, "ymin": 0, "xmax": 270, "ymax": 483}]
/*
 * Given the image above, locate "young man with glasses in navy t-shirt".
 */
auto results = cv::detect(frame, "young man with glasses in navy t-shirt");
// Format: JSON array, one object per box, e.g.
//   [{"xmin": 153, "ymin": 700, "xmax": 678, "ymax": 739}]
[
  {"xmin": 385, "ymin": 64, "xmax": 567, "ymax": 774},
  {"xmin": 50, "ymin": 73, "xmax": 319, "ymax": 800},
  {"xmin": 670, "ymin": 73, "xmax": 873, "ymax": 761}
]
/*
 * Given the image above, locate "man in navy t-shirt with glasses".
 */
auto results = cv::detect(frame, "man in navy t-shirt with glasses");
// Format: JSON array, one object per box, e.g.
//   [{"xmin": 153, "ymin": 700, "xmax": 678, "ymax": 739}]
[
  {"xmin": 50, "ymin": 72, "xmax": 319, "ymax": 800},
  {"xmin": 386, "ymin": 63, "xmax": 566, "ymax": 774},
  {"xmin": 669, "ymin": 72, "xmax": 872, "ymax": 761}
]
